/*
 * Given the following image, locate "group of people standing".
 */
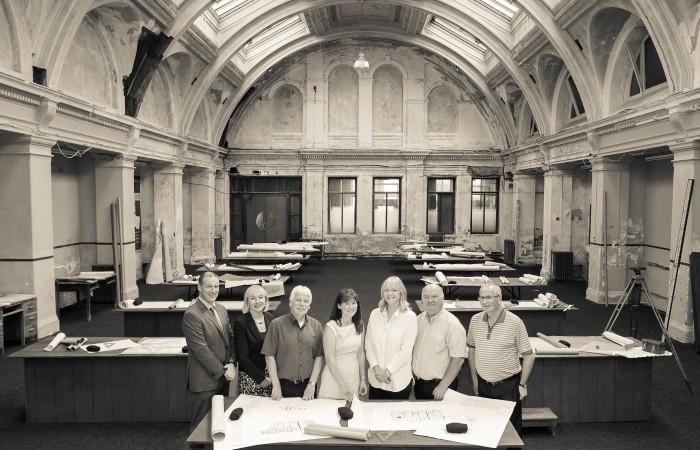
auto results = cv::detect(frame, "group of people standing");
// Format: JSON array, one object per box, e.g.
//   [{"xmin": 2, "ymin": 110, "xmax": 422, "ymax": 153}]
[{"xmin": 183, "ymin": 271, "xmax": 535, "ymax": 434}]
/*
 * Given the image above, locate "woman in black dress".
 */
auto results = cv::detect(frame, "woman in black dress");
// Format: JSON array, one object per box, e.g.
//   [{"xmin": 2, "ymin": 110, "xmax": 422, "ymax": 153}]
[{"xmin": 234, "ymin": 284, "xmax": 274, "ymax": 396}]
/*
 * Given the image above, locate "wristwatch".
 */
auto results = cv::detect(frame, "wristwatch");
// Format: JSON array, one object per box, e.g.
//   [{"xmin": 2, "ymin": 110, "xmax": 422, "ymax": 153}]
[
  {"xmin": 309, "ymin": 380, "xmax": 317, "ymax": 386},
  {"xmin": 519, "ymin": 382, "xmax": 527, "ymax": 388}
]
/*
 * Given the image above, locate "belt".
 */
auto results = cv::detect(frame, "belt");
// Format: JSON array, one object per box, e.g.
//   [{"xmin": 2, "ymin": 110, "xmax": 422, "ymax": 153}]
[
  {"xmin": 282, "ymin": 378, "xmax": 309, "ymax": 385},
  {"xmin": 480, "ymin": 372, "xmax": 519, "ymax": 386}
]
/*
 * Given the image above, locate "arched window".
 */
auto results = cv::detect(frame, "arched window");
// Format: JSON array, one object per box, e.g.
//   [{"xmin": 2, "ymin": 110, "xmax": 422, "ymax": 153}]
[
  {"xmin": 628, "ymin": 35, "xmax": 666, "ymax": 96},
  {"xmin": 566, "ymin": 75, "xmax": 585, "ymax": 119}
]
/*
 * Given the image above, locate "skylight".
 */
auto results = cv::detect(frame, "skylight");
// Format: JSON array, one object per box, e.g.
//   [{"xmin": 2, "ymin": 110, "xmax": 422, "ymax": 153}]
[
  {"xmin": 213, "ymin": 0, "xmax": 248, "ymax": 18},
  {"xmin": 478, "ymin": 0, "xmax": 519, "ymax": 19},
  {"xmin": 431, "ymin": 16, "xmax": 487, "ymax": 52},
  {"xmin": 243, "ymin": 15, "xmax": 303, "ymax": 53}
]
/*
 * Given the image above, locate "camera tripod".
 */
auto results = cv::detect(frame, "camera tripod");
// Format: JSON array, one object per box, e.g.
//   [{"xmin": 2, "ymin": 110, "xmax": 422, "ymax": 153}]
[{"xmin": 605, "ymin": 267, "xmax": 692, "ymax": 394}]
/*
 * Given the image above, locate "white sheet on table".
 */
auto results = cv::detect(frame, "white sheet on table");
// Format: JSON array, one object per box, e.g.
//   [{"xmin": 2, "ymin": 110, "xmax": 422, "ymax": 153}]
[
  {"xmin": 214, "ymin": 395, "xmax": 346, "ymax": 450},
  {"xmin": 412, "ymin": 390, "xmax": 515, "ymax": 448}
]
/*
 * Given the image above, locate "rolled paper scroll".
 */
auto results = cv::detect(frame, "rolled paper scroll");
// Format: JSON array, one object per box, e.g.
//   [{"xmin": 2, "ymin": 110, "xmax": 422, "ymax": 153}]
[
  {"xmin": 44, "ymin": 332, "xmax": 66, "ymax": 351},
  {"xmin": 304, "ymin": 424, "xmax": 370, "ymax": 441},
  {"xmin": 536, "ymin": 332, "xmax": 567, "ymax": 348},
  {"xmin": 211, "ymin": 395, "xmax": 226, "ymax": 441},
  {"xmin": 119, "ymin": 299, "xmax": 135, "ymax": 309},
  {"xmin": 435, "ymin": 271, "xmax": 448, "ymax": 285},
  {"xmin": 168, "ymin": 299, "xmax": 184, "ymax": 309}
]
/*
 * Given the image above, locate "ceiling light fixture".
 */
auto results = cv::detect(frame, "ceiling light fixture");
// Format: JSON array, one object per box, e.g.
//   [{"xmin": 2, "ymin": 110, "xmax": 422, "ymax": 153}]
[{"xmin": 354, "ymin": 1, "xmax": 370, "ymax": 71}]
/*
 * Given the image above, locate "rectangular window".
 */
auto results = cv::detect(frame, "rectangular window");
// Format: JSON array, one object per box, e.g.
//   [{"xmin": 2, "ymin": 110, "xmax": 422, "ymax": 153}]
[
  {"xmin": 373, "ymin": 178, "xmax": 401, "ymax": 233},
  {"xmin": 471, "ymin": 178, "xmax": 499, "ymax": 234},
  {"xmin": 427, "ymin": 178, "xmax": 455, "ymax": 234},
  {"xmin": 328, "ymin": 178, "xmax": 356, "ymax": 233}
]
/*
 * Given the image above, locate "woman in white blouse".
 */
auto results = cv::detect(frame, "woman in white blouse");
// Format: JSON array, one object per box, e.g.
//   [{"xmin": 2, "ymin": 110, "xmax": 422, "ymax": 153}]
[{"xmin": 365, "ymin": 276, "xmax": 417, "ymax": 399}]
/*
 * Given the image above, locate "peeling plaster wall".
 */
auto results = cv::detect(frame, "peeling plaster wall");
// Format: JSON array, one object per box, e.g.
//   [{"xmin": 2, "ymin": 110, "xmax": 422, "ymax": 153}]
[
  {"xmin": 52, "ymin": 157, "xmax": 81, "ymax": 277},
  {"xmin": 571, "ymin": 168, "xmax": 591, "ymax": 277},
  {"xmin": 190, "ymin": 103, "xmax": 208, "ymax": 141},
  {"xmin": 140, "ymin": 70, "xmax": 172, "ymax": 129},
  {"xmin": 78, "ymin": 157, "xmax": 97, "ymax": 271},
  {"xmin": 534, "ymin": 174, "xmax": 544, "ymax": 260},
  {"xmin": 183, "ymin": 172, "xmax": 192, "ymax": 263},
  {"xmin": 231, "ymin": 99, "xmax": 271, "ymax": 148},
  {"xmin": 329, "ymin": 65, "xmax": 359, "ymax": 136},
  {"xmin": 643, "ymin": 159, "xmax": 673, "ymax": 307},
  {"xmin": 427, "ymin": 86, "xmax": 456, "ymax": 133},
  {"xmin": 372, "ymin": 64, "xmax": 403, "ymax": 134},
  {"xmin": 0, "ymin": 4, "xmax": 14, "ymax": 72},
  {"xmin": 57, "ymin": 20, "xmax": 116, "ymax": 108}
]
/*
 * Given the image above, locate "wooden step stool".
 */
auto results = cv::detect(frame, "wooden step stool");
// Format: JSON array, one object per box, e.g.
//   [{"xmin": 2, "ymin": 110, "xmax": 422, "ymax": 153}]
[{"xmin": 522, "ymin": 407, "xmax": 558, "ymax": 435}]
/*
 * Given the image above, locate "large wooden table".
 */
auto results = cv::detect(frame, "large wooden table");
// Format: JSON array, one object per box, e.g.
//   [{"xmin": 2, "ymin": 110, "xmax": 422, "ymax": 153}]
[
  {"xmin": 11, "ymin": 335, "xmax": 656, "ymax": 425},
  {"xmin": 187, "ymin": 396, "xmax": 524, "ymax": 449},
  {"xmin": 169, "ymin": 274, "xmax": 290, "ymax": 299},
  {"xmin": 416, "ymin": 299, "xmax": 572, "ymax": 336},
  {"xmin": 420, "ymin": 275, "xmax": 548, "ymax": 299},
  {"xmin": 413, "ymin": 263, "xmax": 516, "ymax": 275},
  {"xmin": 116, "ymin": 300, "xmax": 281, "ymax": 337},
  {"xmin": 198, "ymin": 264, "xmax": 301, "ymax": 274},
  {"xmin": 404, "ymin": 254, "xmax": 491, "ymax": 263},
  {"xmin": 10, "ymin": 336, "xmax": 191, "ymax": 423},
  {"xmin": 456, "ymin": 335, "xmax": 657, "ymax": 423},
  {"xmin": 55, "ymin": 272, "xmax": 116, "ymax": 321}
]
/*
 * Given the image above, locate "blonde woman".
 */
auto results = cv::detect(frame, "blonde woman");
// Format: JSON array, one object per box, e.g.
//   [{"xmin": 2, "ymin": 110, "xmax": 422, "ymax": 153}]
[
  {"xmin": 318, "ymin": 288, "xmax": 368, "ymax": 401},
  {"xmin": 234, "ymin": 285, "xmax": 273, "ymax": 396},
  {"xmin": 365, "ymin": 276, "xmax": 417, "ymax": 399}
]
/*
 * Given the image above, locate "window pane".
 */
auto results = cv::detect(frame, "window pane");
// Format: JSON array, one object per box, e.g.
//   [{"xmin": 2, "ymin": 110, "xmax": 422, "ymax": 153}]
[
  {"xmin": 472, "ymin": 178, "xmax": 482, "ymax": 191},
  {"xmin": 483, "ymin": 193, "xmax": 498, "ymax": 233},
  {"xmin": 428, "ymin": 179, "xmax": 436, "ymax": 191},
  {"xmin": 567, "ymin": 75, "xmax": 585, "ymax": 114},
  {"xmin": 643, "ymin": 37, "xmax": 666, "ymax": 89},
  {"xmin": 342, "ymin": 195, "xmax": 355, "ymax": 233},
  {"xmin": 629, "ymin": 72, "xmax": 640, "ymax": 96},
  {"xmin": 329, "ymin": 178, "xmax": 341, "ymax": 192},
  {"xmin": 342, "ymin": 178, "xmax": 355, "ymax": 192},
  {"xmin": 375, "ymin": 178, "xmax": 399, "ymax": 193},
  {"xmin": 471, "ymin": 194, "xmax": 484, "ymax": 233},
  {"xmin": 439, "ymin": 193, "xmax": 454, "ymax": 233},
  {"xmin": 428, "ymin": 194, "xmax": 438, "ymax": 233},
  {"xmin": 373, "ymin": 193, "xmax": 387, "ymax": 233},
  {"xmin": 330, "ymin": 193, "xmax": 342, "ymax": 208}
]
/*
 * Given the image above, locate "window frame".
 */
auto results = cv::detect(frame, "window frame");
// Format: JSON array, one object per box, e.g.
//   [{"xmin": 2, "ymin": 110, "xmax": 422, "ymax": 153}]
[
  {"xmin": 626, "ymin": 35, "xmax": 668, "ymax": 99},
  {"xmin": 470, "ymin": 177, "xmax": 500, "ymax": 235},
  {"xmin": 426, "ymin": 177, "xmax": 456, "ymax": 235},
  {"xmin": 372, "ymin": 177, "xmax": 402, "ymax": 234},
  {"xmin": 327, "ymin": 177, "xmax": 357, "ymax": 234}
]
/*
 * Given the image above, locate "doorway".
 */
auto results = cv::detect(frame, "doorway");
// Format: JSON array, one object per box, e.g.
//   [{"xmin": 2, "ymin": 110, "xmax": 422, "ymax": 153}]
[{"xmin": 230, "ymin": 176, "xmax": 302, "ymax": 247}]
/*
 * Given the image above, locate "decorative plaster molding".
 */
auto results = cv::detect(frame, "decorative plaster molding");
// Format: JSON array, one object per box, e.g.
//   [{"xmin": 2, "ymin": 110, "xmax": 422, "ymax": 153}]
[
  {"xmin": 56, "ymin": 105, "xmax": 129, "ymax": 132},
  {"xmin": 0, "ymin": 86, "xmax": 40, "ymax": 106},
  {"xmin": 37, "ymin": 97, "xmax": 57, "ymax": 133},
  {"xmin": 669, "ymin": 108, "xmax": 690, "ymax": 141}
]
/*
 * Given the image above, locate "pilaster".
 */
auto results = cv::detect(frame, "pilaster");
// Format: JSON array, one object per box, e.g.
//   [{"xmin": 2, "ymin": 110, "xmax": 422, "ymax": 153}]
[{"xmin": 541, "ymin": 169, "xmax": 574, "ymax": 280}]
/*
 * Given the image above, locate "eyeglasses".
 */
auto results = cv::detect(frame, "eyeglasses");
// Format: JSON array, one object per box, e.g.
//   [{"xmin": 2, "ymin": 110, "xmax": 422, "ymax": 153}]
[{"xmin": 478, "ymin": 295, "xmax": 502, "ymax": 301}]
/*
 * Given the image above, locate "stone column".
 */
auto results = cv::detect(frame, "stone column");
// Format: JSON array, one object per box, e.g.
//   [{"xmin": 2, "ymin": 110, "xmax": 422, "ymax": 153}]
[
  {"xmin": 303, "ymin": 160, "xmax": 324, "ymax": 239},
  {"xmin": 0, "ymin": 134, "xmax": 59, "ymax": 337},
  {"xmin": 215, "ymin": 170, "xmax": 230, "ymax": 257},
  {"xmin": 541, "ymin": 168, "xmax": 574, "ymax": 280},
  {"xmin": 667, "ymin": 141, "xmax": 700, "ymax": 342},
  {"xmin": 586, "ymin": 158, "xmax": 631, "ymax": 304},
  {"xmin": 404, "ymin": 161, "xmax": 426, "ymax": 240},
  {"xmin": 358, "ymin": 77, "xmax": 373, "ymax": 149},
  {"xmin": 93, "ymin": 154, "xmax": 138, "ymax": 298},
  {"xmin": 153, "ymin": 163, "xmax": 185, "ymax": 278},
  {"xmin": 190, "ymin": 168, "xmax": 216, "ymax": 264},
  {"xmin": 512, "ymin": 173, "xmax": 537, "ymax": 264}
]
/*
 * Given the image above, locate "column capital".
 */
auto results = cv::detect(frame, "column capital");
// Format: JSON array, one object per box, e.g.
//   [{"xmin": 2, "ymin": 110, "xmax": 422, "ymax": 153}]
[
  {"xmin": 0, "ymin": 133, "xmax": 56, "ymax": 148},
  {"xmin": 669, "ymin": 140, "xmax": 700, "ymax": 153},
  {"xmin": 512, "ymin": 172, "xmax": 537, "ymax": 181},
  {"xmin": 93, "ymin": 153, "xmax": 137, "ymax": 168},
  {"xmin": 154, "ymin": 162, "xmax": 185, "ymax": 175},
  {"xmin": 590, "ymin": 157, "xmax": 630, "ymax": 172},
  {"xmin": 543, "ymin": 168, "xmax": 573, "ymax": 177}
]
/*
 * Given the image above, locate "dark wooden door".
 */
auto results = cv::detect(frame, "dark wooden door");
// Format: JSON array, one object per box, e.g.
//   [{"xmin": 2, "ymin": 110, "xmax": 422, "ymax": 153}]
[{"xmin": 245, "ymin": 194, "xmax": 288, "ymax": 243}]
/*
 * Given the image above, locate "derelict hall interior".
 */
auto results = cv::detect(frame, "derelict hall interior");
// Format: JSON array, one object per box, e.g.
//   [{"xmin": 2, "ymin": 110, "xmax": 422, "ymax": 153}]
[{"xmin": 0, "ymin": 0, "xmax": 700, "ymax": 449}]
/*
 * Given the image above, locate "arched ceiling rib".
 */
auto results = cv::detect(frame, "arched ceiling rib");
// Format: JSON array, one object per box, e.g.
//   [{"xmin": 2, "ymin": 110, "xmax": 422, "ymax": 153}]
[
  {"xmin": 209, "ymin": 31, "xmax": 517, "ymax": 148},
  {"xmin": 178, "ymin": 0, "xmax": 551, "ymax": 136}
]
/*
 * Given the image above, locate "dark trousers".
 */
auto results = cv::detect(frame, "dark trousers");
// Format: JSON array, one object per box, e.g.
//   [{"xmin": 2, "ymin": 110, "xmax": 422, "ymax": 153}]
[
  {"xmin": 369, "ymin": 380, "xmax": 413, "ymax": 400},
  {"xmin": 280, "ymin": 378, "xmax": 310, "ymax": 398},
  {"xmin": 414, "ymin": 377, "xmax": 458, "ymax": 400},
  {"xmin": 188, "ymin": 384, "xmax": 226, "ymax": 431},
  {"xmin": 478, "ymin": 374, "xmax": 522, "ymax": 435}
]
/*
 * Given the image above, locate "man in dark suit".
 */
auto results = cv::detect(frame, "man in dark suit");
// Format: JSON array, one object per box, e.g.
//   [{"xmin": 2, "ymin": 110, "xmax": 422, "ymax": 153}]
[{"xmin": 183, "ymin": 271, "xmax": 236, "ymax": 430}]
